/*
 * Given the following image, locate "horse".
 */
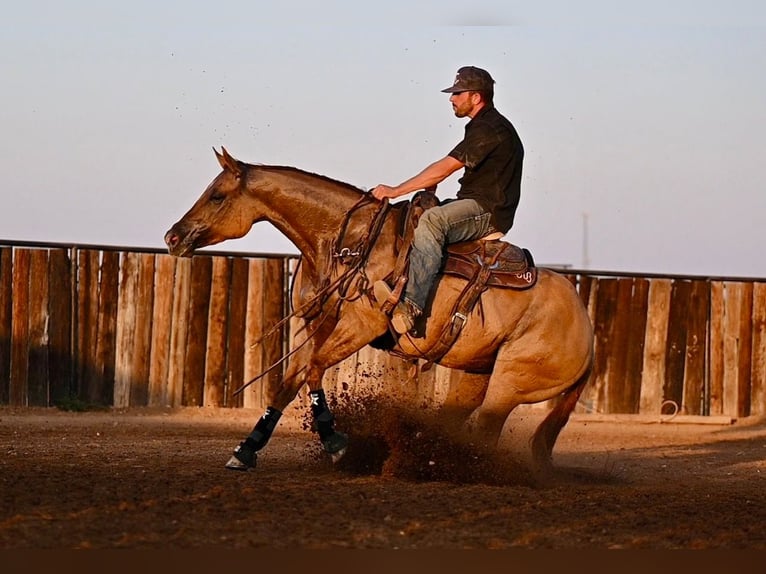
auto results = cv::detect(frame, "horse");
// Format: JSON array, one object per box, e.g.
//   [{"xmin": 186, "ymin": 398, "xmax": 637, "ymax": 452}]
[{"xmin": 164, "ymin": 147, "xmax": 594, "ymax": 477}]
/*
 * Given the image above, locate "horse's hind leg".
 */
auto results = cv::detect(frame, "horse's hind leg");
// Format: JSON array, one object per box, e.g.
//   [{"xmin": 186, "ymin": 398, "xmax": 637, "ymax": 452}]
[
  {"xmin": 439, "ymin": 370, "xmax": 490, "ymax": 430},
  {"xmin": 529, "ymin": 366, "xmax": 592, "ymax": 475}
]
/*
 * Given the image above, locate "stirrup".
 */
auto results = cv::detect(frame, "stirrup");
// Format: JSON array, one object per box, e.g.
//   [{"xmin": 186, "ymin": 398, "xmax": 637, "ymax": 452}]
[{"xmin": 373, "ymin": 279, "xmax": 405, "ymax": 315}]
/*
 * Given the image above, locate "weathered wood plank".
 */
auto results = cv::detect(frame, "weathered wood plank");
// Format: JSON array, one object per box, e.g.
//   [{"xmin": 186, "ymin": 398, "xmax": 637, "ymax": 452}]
[
  {"xmin": 92, "ymin": 251, "xmax": 119, "ymax": 406},
  {"xmin": 606, "ymin": 278, "xmax": 636, "ymax": 413},
  {"xmin": 577, "ymin": 274, "xmax": 594, "ymax": 309},
  {"xmin": 708, "ymin": 282, "xmax": 725, "ymax": 415},
  {"xmin": 47, "ymin": 249, "xmax": 72, "ymax": 404},
  {"xmin": 166, "ymin": 257, "xmax": 191, "ymax": 407},
  {"xmin": 243, "ymin": 258, "xmax": 266, "ymax": 409},
  {"xmin": 664, "ymin": 280, "xmax": 691, "ymax": 414},
  {"xmin": 624, "ymin": 278, "xmax": 650, "ymax": 414},
  {"xmin": 225, "ymin": 257, "xmax": 249, "ymax": 408},
  {"xmin": 148, "ymin": 255, "xmax": 176, "ymax": 406},
  {"xmin": 204, "ymin": 256, "xmax": 231, "ymax": 407},
  {"xmin": 640, "ymin": 279, "xmax": 672, "ymax": 414},
  {"xmin": 76, "ymin": 250, "xmax": 101, "ymax": 402},
  {"xmin": 128, "ymin": 254, "xmax": 155, "ymax": 407},
  {"xmin": 27, "ymin": 249, "xmax": 50, "ymax": 406},
  {"xmin": 0, "ymin": 247, "xmax": 14, "ymax": 404},
  {"xmin": 114, "ymin": 252, "xmax": 139, "ymax": 408},
  {"xmin": 183, "ymin": 256, "xmax": 212, "ymax": 406},
  {"xmin": 722, "ymin": 283, "xmax": 753, "ymax": 417},
  {"xmin": 737, "ymin": 283, "xmax": 754, "ymax": 417},
  {"xmin": 751, "ymin": 282, "xmax": 766, "ymax": 417},
  {"xmin": 589, "ymin": 278, "xmax": 617, "ymax": 413},
  {"xmin": 682, "ymin": 280, "xmax": 709, "ymax": 415},
  {"xmin": 262, "ymin": 258, "xmax": 286, "ymax": 402},
  {"xmin": 9, "ymin": 249, "xmax": 31, "ymax": 405},
  {"xmin": 575, "ymin": 273, "xmax": 600, "ymax": 413}
]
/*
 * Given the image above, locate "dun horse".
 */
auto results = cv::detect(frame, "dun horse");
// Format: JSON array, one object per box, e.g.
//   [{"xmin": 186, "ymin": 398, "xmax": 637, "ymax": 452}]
[{"xmin": 164, "ymin": 148, "xmax": 594, "ymax": 475}]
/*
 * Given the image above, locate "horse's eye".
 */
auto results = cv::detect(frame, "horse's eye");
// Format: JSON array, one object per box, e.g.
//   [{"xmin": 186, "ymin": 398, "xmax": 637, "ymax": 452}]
[{"xmin": 210, "ymin": 193, "xmax": 225, "ymax": 204}]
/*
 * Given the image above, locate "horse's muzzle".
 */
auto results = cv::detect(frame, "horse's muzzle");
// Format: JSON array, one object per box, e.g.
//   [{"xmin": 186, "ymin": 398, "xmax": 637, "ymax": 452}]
[{"xmin": 164, "ymin": 226, "xmax": 195, "ymax": 257}]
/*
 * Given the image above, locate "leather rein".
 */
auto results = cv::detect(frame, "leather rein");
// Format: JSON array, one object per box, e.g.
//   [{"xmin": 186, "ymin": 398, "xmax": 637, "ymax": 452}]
[{"xmin": 232, "ymin": 194, "xmax": 391, "ymax": 396}]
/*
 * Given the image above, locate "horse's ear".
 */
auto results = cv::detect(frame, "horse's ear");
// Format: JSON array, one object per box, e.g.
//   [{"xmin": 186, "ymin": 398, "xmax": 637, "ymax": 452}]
[{"xmin": 214, "ymin": 146, "xmax": 242, "ymax": 178}]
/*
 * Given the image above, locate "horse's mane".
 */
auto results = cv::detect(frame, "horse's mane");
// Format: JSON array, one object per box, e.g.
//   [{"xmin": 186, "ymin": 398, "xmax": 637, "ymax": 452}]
[{"xmin": 250, "ymin": 163, "xmax": 367, "ymax": 196}]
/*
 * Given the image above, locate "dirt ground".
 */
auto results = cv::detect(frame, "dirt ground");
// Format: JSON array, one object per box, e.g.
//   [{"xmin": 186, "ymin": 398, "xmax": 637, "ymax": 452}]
[{"xmin": 1, "ymin": 401, "xmax": 765, "ymax": 550}]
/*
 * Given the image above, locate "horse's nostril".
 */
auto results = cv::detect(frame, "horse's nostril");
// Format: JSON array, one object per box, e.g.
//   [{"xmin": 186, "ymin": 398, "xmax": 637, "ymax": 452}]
[{"xmin": 165, "ymin": 232, "xmax": 178, "ymax": 247}]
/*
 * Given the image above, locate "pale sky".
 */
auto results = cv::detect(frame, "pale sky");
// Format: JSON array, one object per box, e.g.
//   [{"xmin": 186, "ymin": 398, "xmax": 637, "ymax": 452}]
[{"xmin": 1, "ymin": 1, "xmax": 765, "ymax": 277}]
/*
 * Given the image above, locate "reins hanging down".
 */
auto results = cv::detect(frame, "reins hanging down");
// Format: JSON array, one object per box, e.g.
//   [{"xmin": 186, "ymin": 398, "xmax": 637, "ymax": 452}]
[{"xmin": 232, "ymin": 196, "xmax": 391, "ymax": 397}]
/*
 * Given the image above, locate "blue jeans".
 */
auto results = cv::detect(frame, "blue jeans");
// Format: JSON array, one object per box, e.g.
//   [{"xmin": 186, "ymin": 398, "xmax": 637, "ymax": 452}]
[{"xmin": 405, "ymin": 198, "xmax": 495, "ymax": 311}]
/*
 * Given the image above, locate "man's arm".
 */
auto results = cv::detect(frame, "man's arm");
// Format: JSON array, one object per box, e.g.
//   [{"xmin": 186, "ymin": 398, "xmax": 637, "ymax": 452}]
[{"xmin": 371, "ymin": 155, "xmax": 463, "ymax": 201}]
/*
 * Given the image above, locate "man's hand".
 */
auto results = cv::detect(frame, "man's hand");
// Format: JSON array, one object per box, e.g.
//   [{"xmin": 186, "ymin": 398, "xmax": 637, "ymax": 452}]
[{"xmin": 371, "ymin": 184, "xmax": 398, "ymax": 201}]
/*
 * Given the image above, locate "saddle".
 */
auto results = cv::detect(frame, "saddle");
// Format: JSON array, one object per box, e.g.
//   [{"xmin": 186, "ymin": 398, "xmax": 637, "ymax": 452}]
[
  {"xmin": 381, "ymin": 190, "xmax": 538, "ymax": 368},
  {"xmin": 443, "ymin": 240, "xmax": 537, "ymax": 289}
]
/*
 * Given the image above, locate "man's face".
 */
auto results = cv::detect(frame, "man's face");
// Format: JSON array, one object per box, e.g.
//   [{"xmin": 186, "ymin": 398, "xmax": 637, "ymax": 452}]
[{"xmin": 449, "ymin": 91, "xmax": 479, "ymax": 118}]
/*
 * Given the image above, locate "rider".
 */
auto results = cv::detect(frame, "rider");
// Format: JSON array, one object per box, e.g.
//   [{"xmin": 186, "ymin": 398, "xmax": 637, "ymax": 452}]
[{"xmin": 372, "ymin": 65, "xmax": 525, "ymax": 334}]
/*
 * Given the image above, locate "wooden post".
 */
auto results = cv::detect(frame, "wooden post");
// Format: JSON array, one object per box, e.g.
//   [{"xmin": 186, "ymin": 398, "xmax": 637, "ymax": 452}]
[
  {"xmin": 10, "ymin": 249, "xmax": 31, "ymax": 405},
  {"xmin": 93, "ymin": 251, "xmax": 119, "ymax": 406},
  {"xmin": 262, "ymin": 258, "xmax": 285, "ymax": 404},
  {"xmin": 751, "ymin": 282, "xmax": 766, "ymax": 417},
  {"xmin": 47, "ymin": 249, "xmax": 72, "ymax": 405},
  {"xmin": 639, "ymin": 279, "xmax": 671, "ymax": 414},
  {"xmin": 664, "ymin": 280, "xmax": 691, "ymax": 413},
  {"xmin": 682, "ymin": 280, "xmax": 710, "ymax": 415},
  {"xmin": 167, "ymin": 257, "xmax": 191, "ymax": 407},
  {"xmin": 148, "ymin": 255, "xmax": 176, "ymax": 406},
  {"xmin": 225, "ymin": 257, "xmax": 249, "ymax": 408},
  {"xmin": 204, "ymin": 256, "xmax": 231, "ymax": 407},
  {"xmin": 128, "ymin": 254, "xmax": 155, "ymax": 407},
  {"xmin": 709, "ymin": 281, "xmax": 725, "ymax": 415},
  {"xmin": 589, "ymin": 278, "xmax": 617, "ymax": 413},
  {"xmin": 0, "ymin": 247, "xmax": 14, "ymax": 404},
  {"xmin": 243, "ymin": 258, "xmax": 265, "ymax": 409},
  {"xmin": 27, "ymin": 249, "xmax": 50, "ymax": 406},
  {"xmin": 625, "ymin": 278, "xmax": 650, "ymax": 412},
  {"xmin": 183, "ymin": 255, "xmax": 212, "ymax": 406},
  {"xmin": 722, "ymin": 282, "xmax": 753, "ymax": 417},
  {"xmin": 76, "ymin": 250, "xmax": 101, "ymax": 403},
  {"xmin": 114, "ymin": 252, "xmax": 139, "ymax": 408}
]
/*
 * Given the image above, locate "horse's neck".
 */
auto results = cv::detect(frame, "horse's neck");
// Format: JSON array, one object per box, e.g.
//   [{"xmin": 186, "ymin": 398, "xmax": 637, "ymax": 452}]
[{"xmin": 246, "ymin": 168, "xmax": 361, "ymax": 271}]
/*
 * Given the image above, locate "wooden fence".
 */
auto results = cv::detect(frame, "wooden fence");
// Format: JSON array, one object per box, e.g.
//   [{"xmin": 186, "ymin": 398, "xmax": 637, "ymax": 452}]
[{"xmin": 1, "ymin": 240, "xmax": 765, "ymax": 418}]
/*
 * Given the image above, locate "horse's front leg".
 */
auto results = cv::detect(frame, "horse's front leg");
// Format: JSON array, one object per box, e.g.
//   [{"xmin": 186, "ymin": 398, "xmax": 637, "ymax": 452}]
[
  {"xmin": 225, "ymin": 326, "xmax": 317, "ymax": 471},
  {"xmin": 306, "ymin": 376, "xmax": 348, "ymax": 461},
  {"xmin": 225, "ymin": 369, "xmax": 349, "ymax": 471},
  {"xmin": 225, "ymin": 313, "xmax": 356, "ymax": 470}
]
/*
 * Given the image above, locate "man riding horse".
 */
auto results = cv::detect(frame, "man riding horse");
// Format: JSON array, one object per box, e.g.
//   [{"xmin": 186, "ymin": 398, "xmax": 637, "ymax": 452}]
[{"xmin": 372, "ymin": 66, "xmax": 524, "ymax": 335}]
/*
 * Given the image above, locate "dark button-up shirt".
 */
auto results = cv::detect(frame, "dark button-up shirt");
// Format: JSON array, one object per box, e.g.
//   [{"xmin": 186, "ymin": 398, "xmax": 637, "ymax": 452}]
[{"xmin": 448, "ymin": 105, "xmax": 524, "ymax": 233}]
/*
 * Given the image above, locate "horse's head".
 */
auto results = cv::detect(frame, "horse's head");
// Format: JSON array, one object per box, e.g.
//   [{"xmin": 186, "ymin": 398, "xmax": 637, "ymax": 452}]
[{"xmin": 165, "ymin": 147, "xmax": 255, "ymax": 256}]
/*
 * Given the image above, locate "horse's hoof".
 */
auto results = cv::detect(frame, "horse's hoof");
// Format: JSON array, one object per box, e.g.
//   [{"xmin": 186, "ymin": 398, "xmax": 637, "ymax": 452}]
[
  {"xmin": 225, "ymin": 442, "xmax": 257, "ymax": 471},
  {"xmin": 330, "ymin": 447, "xmax": 347, "ymax": 464},
  {"xmin": 225, "ymin": 455, "xmax": 251, "ymax": 471},
  {"xmin": 323, "ymin": 431, "xmax": 349, "ymax": 456}
]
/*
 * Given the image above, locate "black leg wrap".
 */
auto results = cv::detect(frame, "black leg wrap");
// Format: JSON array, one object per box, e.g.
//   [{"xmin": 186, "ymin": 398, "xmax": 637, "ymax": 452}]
[
  {"xmin": 231, "ymin": 407, "xmax": 282, "ymax": 468},
  {"xmin": 309, "ymin": 389, "xmax": 335, "ymax": 441},
  {"xmin": 309, "ymin": 389, "xmax": 348, "ymax": 455}
]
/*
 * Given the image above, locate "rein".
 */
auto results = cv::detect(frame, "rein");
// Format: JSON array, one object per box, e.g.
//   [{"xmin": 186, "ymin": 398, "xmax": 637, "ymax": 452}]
[{"xmin": 232, "ymin": 195, "xmax": 390, "ymax": 396}]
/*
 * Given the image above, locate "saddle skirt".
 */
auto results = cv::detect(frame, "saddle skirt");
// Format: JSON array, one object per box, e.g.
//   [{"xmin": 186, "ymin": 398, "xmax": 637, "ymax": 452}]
[{"xmin": 442, "ymin": 239, "xmax": 537, "ymax": 290}]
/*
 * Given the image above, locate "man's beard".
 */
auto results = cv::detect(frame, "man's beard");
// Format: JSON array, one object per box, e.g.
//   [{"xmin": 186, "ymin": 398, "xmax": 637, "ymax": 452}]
[{"xmin": 452, "ymin": 104, "xmax": 470, "ymax": 118}]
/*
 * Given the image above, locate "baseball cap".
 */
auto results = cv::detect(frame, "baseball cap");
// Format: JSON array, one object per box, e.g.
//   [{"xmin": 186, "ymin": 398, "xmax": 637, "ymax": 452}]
[{"xmin": 441, "ymin": 66, "xmax": 495, "ymax": 93}]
